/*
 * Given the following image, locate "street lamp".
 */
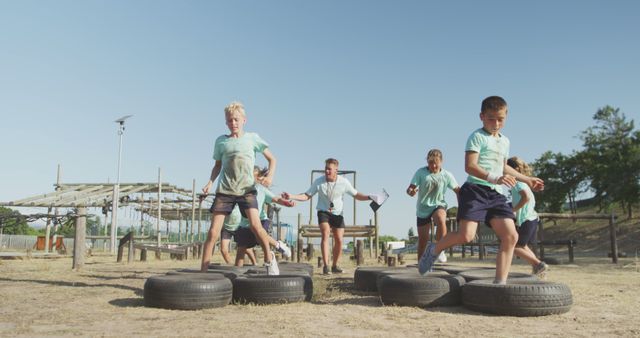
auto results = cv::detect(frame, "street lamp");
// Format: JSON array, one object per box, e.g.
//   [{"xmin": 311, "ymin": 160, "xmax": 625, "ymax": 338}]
[{"xmin": 110, "ymin": 115, "xmax": 133, "ymax": 254}]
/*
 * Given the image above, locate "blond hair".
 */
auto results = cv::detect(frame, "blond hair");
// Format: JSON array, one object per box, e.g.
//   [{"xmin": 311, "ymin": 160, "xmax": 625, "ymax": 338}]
[
  {"xmin": 325, "ymin": 158, "xmax": 339, "ymax": 167},
  {"xmin": 224, "ymin": 101, "xmax": 246, "ymax": 117},
  {"xmin": 427, "ymin": 149, "xmax": 443, "ymax": 161},
  {"xmin": 507, "ymin": 156, "xmax": 532, "ymax": 176}
]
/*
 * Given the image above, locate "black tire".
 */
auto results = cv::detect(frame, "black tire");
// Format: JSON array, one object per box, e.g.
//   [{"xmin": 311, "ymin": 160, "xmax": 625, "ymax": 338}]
[
  {"xmin": 462, "ymin": 279, "xmax": 573, "ymax": 316},
  {"xmin": 458, "ymin": 269, "xmax": 538, "ymax": 282},
  {"xmin": 354, "ymin": 267, "xmax": 407, "ymax": 292},
  {"xmin": 375, "ymin": 268, "xmax": 449, "ymax": 292},
  {"xmin": 379, "ymin": 274, "xmax": 466, "ymax": 307},
  {"xmin": 278, "ymin": 262, "xmax": 315, "ymax": 276},
  {"xmin": 168, "ymin": 269, "xmax": 240, "ymax": 281},
  {"xmin": 242, "ymin": 270, "xmax": 313, "ymax": 302},
  {"xmin": 144, "ymin": 274, "xmax": 232, "ymax": 310},
  {"xmin": 207, "ymin": 264, "xmax": 253, "ymax": 273},
  {"xmin": 232, "ymin": 275, "xmax": 308, "ymax": 304},
  {"xmin": 434, "ymin": 265, "xmax": 493, "ymax": 274}
]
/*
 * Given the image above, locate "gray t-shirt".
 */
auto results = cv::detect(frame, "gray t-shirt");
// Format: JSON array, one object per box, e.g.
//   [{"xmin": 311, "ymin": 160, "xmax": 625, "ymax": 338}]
[{"xmin": 213, "ymin": 132, "xmax": 268, "ymax": 196}]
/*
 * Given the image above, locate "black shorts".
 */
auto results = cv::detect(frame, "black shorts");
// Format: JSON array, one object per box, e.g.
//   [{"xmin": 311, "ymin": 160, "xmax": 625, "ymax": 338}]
[
  {"xmin": 235, "ymin": 219, "xmax": 271, "ymax": 248},
  {"xmin": 416, "ymin": 206, "xmax": 446, "ymax": 227},
  {"xmin": 516, "ymin": 218, "xmax": 539, "ymax": 247},
  {"xmin": 209, "ymin": 191, "xmax": 258, "ymax": 215},
  {"xmin": 317, "ymin": 211, "xmax": 345, "ymax": 229}
]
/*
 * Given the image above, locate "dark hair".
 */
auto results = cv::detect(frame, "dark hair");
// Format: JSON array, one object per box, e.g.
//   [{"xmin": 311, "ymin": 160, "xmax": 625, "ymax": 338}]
[
  {"xmin": 481, "ymin": 96, "xmax": 508, "ymax": 114},
  {"xmin": 427, "ymin": 149, "xmax": 443, "ymax": 160}
]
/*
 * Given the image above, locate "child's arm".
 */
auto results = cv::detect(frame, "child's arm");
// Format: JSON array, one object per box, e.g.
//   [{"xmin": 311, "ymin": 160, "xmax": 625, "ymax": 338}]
[
  {"xmin": 465, "ymin": 151, "xmax": 516, "ymax": 187},
  {"xmin": 271, "ymin": 196, "xmax": 296, "ymax": 207},
  {"xmin": 503, "ymin": 164, "xmax": 545, "ymax": 192},
  {"xmin": 512, "ymin": 189, "xmax": 529, "ymax": 212},
  {"xmin": 281, "ymin": 192, "xmax": 311, "ymax": 202},
  {"xmin": 202, "ymin": 160, "xmax": 222, "ymax": 195},
  {"xmin": 406, "ymin": 184, "xmax": 418, "ymax": 197},
  {"xmin": 261, "ymin": 149, "xmax": 276, "ymax": 187}
]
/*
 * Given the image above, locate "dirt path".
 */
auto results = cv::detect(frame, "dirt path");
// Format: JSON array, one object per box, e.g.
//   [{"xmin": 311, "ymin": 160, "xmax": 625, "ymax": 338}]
[{"xmin": 0, "ymin": 254, "xmax": 638, "ymax": 337}]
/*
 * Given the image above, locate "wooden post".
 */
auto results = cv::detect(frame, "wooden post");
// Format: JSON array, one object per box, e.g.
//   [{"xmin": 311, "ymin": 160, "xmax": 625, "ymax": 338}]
[
  {"xmin": 356, "ymin": 239, "xmax": 364, "ymax": 266},
  {"xmin": 568, "ymin": 241, "xmax": 575, "ymax": 263},
  {"xmin": 307, "ymin": 243, "xmax": 314, "ymax": 261},
  {"xmin": 317, "ymin": 256, "xmax": 322, "ymax": 268},
  {"xmin": 296, "ymin": 213, "xmax": 302, "ymax": 263},
  {"xmin": 397, "ymin": 253, "xmax": 404, "ymax": 265},
  {"xmin": 72, "ymin": 207, "xmax": 87, "ymax": 271},
  {"xmin": 479, "ymin": 244, "xmax": 485, "ymax": 260},
  {"xmin": 374, "ymin": 211, "xmax": 379, "ymax": 259},
  {"xmin": 128, "ymin": 233, "xmax": 134, "ymax": 263},
  {"xmin": 191, "ymin": 179, "xmax": 196, "ymax": 243},
  {"xmin": 140, "ymin": 248, "xmax": 147, "ymax": 262},
  {"xmin": 44, "ymin": 206, "xmax": 52, "ymax": 253},
  {"xmin": 157, "ymin": 168, "xmax": 162, "ymax": 247},
  {"xmin": 387, "ymin": 256, "xmax": 396, "ymax": 267},
  {"xmin": 609, "ymin": 213, "xmax": 618, "ymax": 264}
]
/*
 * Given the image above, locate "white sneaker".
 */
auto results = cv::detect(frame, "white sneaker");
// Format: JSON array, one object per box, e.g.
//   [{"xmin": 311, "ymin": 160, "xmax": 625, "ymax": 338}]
[
  {"xmin": 276, "ymin": 240, "xmax": 292, "ymax": 259},
  {"xmin": 265, "ymin": 251, "xmax": 280, "ymax": 275},
  {"xmin": 437, "ymin": 250, "xmax": 447, "ymax": 263}
]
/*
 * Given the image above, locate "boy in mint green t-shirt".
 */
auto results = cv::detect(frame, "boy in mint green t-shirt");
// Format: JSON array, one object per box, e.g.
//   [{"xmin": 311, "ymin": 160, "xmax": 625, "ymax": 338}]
[
  {"xmin": 419, "ymin": 96, "xmax": 545, "ymax": 284},
  {"xmin": 407, "ymin": 149, "xmax": 459, "ymax": 263}
]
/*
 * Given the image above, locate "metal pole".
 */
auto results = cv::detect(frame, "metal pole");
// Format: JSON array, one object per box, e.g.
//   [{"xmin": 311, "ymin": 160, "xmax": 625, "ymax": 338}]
[
  {"xmin": 191, "ymin": 179, "xmax": 196, "ymax": 242},
  {"xmin": 157, "ymin": 168, "xmax": 162, "ymax": 246},
  {"xmin": 110, "ymin": 123, "xmax": 124, "ymax": 254}
]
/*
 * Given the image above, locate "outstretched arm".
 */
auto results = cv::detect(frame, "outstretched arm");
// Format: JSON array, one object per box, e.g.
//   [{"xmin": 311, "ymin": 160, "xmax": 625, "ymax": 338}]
[
  {"xmin": 271, "ymin": 196, "xmax": 296, "ymax": 207},
  {"xmin": 503, "ymin": 164, "xmax": 545, "ymax": 192},
  {"xmin": 354, "ymin": 192, "xmax": 372, "ymax": 201},
  {"xmin": 281, "ymin": 192, "xmax": 311, "ymax": 202}
]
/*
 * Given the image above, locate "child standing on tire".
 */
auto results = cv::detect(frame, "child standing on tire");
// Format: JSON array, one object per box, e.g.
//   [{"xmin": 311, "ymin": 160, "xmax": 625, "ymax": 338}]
[
  {"xmin": 507, "ymin": 156, "xmax": 548, "ymax": 277},
  {"xmin": 235, "ymin": 166, "xmax": 295, "ymax": 267},
  {"xmin": 200, "ymin": 101, "xmax": 280, "ymax": 275},
  {"xmin": 419, "ymin": 96, "xmax": 544, "ymax": 284},
  {"xmin": 406, "ymin": 149, "xmax": 460, "ymax": 263}
]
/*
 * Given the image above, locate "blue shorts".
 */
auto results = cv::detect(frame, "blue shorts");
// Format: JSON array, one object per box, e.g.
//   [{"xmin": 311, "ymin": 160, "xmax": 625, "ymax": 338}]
[
  {"xmin": 235, "ymin": 219, "xmax": 271, "ymax": 248},
  {"xmin": 209, "ymin": 191, "xmax": 258, "ymax": 215},
  {"xmin": 416, "ymin": 206, "xmax": 446, "ymax": 227},
  {"xmin": 516, "ymin": 218, "xmax": 539, "ymax": 247},
  {"xmin": 457, "ymin": 182, "xmax": 515, "ymax": 227}
]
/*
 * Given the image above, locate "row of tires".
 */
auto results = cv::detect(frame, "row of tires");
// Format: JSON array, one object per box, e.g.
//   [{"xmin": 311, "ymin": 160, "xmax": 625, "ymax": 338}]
[
  {"xmin": 354, "ymin": 265, "xmax": 573, "ymax": 317},
  {"xmin": 144, "ymin": 262, "xmax": 315, "ymax": 310}
]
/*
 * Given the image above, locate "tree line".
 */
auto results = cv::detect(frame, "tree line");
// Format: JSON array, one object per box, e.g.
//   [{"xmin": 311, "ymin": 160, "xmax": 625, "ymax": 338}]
[{"xmin": 532, "ymin": 106, "xmax": 639, "ymax": 218}]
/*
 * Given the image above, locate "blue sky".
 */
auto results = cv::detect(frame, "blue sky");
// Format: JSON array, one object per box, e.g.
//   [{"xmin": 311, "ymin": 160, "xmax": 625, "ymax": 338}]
[{"xmin": 1, "ymin": 1, "xmax": 638, "ymax": 239}]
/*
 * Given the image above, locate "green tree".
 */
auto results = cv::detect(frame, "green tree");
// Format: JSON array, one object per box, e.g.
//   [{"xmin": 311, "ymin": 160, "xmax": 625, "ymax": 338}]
[
  {"xmin": 0, "ymin": 206, "xmax": 30, "ymax": 234},
  {"xmin": 532, "ymin": 151, "xmax": 587, "ymax": 213},
  {"xmin": 580, "ymin": 106, "xmax": 640, "ymax": 218}
]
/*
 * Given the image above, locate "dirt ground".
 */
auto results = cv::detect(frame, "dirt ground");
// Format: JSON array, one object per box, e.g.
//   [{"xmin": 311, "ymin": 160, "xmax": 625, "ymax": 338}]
[{"xmin": 1, "ymin": 252, "xmax": 639, "ymax": 338}]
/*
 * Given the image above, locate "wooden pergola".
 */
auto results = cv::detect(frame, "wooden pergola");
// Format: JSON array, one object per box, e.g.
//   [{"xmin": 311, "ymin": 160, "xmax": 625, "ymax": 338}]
[{"xmin": 0, "ymin": 178, "xmax": 212, "ymax": 270}]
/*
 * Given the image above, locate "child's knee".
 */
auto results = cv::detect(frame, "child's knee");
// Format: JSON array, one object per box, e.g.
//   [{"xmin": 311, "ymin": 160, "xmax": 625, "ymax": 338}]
[
  {"xmin": 501, "ymin": 231, "xmax": 518, "ymax": 245},
  {"xmin": 460, "ymin": 231, "xmax": 475, "ymax": 243}
]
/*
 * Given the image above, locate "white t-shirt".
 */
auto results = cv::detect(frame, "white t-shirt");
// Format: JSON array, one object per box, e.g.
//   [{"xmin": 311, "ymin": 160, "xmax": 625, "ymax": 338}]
[{"xmin": 305, "ymin": 175, "xmax": 357, "ymax": 215}]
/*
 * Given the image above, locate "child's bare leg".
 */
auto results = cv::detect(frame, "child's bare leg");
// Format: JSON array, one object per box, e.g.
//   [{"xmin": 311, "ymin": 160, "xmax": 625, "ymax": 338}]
[
  {"xmin": 514, "ymin": 245, "xmax": 541, "ymax": 266},
  {"xmin": 246, "ymin": 248, "xmax": 257, "ymax": 265},
  {"xmin": 434, "ymin": 220, "xmax": 478, "ymax": 254},
  {"xmin": 331, "ymin": 227, "xmax": 344, "ymax": 268},
  {"xmin": 416, "ymin": 224, "xmax": 430, "ymax": 259},
  {"xmin": 432, "ymin": 209, "xmax": 448, "ymax": 241},
  {"xmin": 235, "ymin": 246, "xmax": 247, "ymax": 267},
  {"xmin": 490, "ymin": 218, "xmax": 518, "ymax": 283},
  {"xmin": 201, "ymin": 213, "xmax": 226, "ymax": 271},
  {"xmin": 245, "ymin": 208, "xmax": 272, "ymax": 263},
  {"xmin": 220, "ymin": 238, "xmax": 232, "ymax": 264},
  {"xmin": 319, "ymin": 222, "xmax": 331, "ymax": 267}
]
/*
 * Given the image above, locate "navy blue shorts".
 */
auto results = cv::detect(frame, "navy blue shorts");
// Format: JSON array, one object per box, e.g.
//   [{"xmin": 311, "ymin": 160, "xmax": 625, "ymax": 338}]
[
  {"xmin": 457, "ymin": 182, "xmax": 515, "ymax": 227},
  {"xmin": 221, "ymin": 227, "xmax": 235, "ymax": 241},
  {"xmin": 235, "ymin": 219, "xmax": 271, "ymax": 248},
  {"xmin": 209, "ymin": 191, "xmax": 258, "ymax": 215},
  {"xmin": 416, "ymin": 206, "xmax": 446, "ymax": 227},
  {"xmin": 318, "ymin": 211, "xmax": 345, "ymax": 229},
  {"xmin": 516, "ymin": 218, "xmax": 539, "ymax": 247}
]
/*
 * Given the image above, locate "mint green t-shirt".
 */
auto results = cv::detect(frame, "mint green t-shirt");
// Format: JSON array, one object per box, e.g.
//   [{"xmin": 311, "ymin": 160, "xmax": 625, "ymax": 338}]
[
  {"xmin": 238, "ymin": 184, "xmax": 274, "ymax": 228},
  {"xmin": 213, "ymin": 132, "xmax": 268, "ymax": 196},
  {"xmin": 223, "ymin": 206, "xmax": 242, "ymax": 232},
  {"xmin": 511, "ymin": 182, "xmax": 538, "ymax": 226},
  {"xmin": 410, "ymin": 168, "xmax": 458, "ymax": 218},
  {"xmin": 465, "ymin": 128, "xmax": 510, "ymax": 190}
]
